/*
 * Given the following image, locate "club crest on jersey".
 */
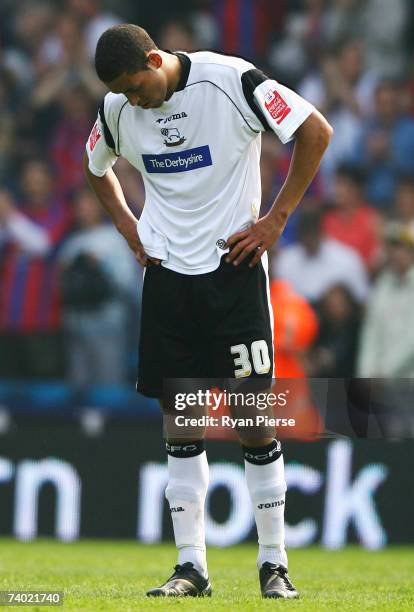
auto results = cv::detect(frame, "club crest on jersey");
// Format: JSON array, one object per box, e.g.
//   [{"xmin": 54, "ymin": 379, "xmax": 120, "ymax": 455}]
[
  {"xmin": 161, "ymin": 127, "xmax": 186, "ymax": 147},
  {"xmin": 88, "ymin": 122, "xmax": 101, "ymax": 151},
  {"xmin": 264, "ymin": 89, "xmax": 291, "ymax": 125}
]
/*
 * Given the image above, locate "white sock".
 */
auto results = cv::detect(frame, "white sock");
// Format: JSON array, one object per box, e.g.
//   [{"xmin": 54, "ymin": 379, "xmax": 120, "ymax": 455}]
[
  {"xmin": 178, "ymin": 546, "xmax": 207, "ymax": 576},
  {"xmin": 165, "ymin": 443, "xmax": 209, "ymax": 579},
  {"xmin": 257, "ymin": 543, "xmax": 287, "ymax": 569},
  {"xmin": 243, "ymin": 440, "xmax": 288, "ymax": 569}
]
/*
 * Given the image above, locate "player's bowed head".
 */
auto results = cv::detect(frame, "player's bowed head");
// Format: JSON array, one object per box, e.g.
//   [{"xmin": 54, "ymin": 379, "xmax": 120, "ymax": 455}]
[{"xmin": 94, "ymin": 23, "xmax": 182, "ymax": 110}]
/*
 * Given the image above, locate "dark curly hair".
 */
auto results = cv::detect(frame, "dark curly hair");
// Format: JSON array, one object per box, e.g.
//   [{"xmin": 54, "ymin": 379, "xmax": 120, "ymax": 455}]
[{"xmin": 95, "ymin": 24, "xmax": 157, "ymax": 83}]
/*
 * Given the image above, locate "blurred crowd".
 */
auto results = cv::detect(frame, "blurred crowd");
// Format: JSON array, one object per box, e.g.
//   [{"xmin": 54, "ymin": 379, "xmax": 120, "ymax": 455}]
[{"xmin": 1, "ymin": 0, "xmax": 414, "ymax": 388}]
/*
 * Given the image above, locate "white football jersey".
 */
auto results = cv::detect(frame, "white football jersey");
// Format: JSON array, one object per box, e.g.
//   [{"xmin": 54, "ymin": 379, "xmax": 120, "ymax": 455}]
[{"xmin": 86, "ymin": 51, "xmax": 314, "ymax": 274}]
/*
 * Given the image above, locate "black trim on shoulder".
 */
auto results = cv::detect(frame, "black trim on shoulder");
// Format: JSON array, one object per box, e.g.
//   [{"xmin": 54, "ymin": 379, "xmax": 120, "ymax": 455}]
[
  {"xmin": 241, "ymin": 68, "xmax": 271, "ymax": 132},
  {"xmin": 116, "ymin": 100, "xmax": 129, "ymax": 155},
  {"xmin": 184, "ymin": 47, "xmax": 262, "ymax": 67},
  {"xmin": 173, "ymin": 52, "xmax": 191, "ymax": 91},
  {"xmin": 185, "ymin": 81, "xmax": 261, "ymax": 134},
  {"xmin": 165, "ymin": 50, "xmax": 191, "ymax": 92},
  {"xmin": 98, "ymin": 99, "xmax": 116, "ymax": 150}
]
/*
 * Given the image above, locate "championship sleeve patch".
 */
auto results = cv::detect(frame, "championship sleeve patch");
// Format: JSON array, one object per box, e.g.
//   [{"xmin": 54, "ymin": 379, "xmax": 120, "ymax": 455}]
[
  {"xmin": 264, "ymin": 89, "xmax": 291, "ymax": 125},
  {"xmin": 88, "ymin": 122, "xmax": 102, "ymax": 151}
]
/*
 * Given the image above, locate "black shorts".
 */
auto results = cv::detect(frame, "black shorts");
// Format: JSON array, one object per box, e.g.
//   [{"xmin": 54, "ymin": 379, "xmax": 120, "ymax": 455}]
[{"xmin": 136, "ymin": 254, "xmax": 274, "ymax": 398}]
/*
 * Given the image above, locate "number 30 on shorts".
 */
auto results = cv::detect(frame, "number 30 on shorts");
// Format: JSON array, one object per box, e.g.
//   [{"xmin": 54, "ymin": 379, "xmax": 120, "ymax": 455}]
[{"xmin": 230, "ymin": 340, "xmax": 271, "ymax": 378}]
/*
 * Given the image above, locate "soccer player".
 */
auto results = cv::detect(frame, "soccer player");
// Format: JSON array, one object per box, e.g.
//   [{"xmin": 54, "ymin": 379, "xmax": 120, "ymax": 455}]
[{"xmin": 84, "ymin": 24, "xmax": 332, "ymax": 599}]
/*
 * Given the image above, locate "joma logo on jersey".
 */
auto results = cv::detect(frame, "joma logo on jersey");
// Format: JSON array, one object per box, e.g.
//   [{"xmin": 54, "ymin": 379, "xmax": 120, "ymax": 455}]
[
  {"xmin": 156, "ymin": 112, "xmax": 188, "ymax": 124},
  {"xmin": 142, "ymin": 146, "xmax": 212, "ymax": 174},
  {"xmin": 264, "ymin": 89, "xmax": 291, "ymax": 125}
]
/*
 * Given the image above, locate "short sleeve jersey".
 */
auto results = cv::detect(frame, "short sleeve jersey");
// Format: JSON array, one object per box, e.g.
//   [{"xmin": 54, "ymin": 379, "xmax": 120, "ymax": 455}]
[{"xmin": 86, "ymin": 51, "xmax": 314, "ymax": 274}]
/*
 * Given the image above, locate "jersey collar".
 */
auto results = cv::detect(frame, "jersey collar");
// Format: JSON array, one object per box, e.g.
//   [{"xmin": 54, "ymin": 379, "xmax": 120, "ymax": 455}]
[{"xmin": 165, "ymin": 50, "xmax": 191, "ymax": 92}]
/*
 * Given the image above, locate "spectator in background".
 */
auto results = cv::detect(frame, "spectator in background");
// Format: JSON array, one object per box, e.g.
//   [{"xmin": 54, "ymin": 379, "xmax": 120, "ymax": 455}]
[
  {"xmin": 59, "ymin": 188, "xmax": 140, "ymax": 387},
  {"xmin": 361, "ymin": 0, "xmax": 408, "ymax": 79},
  {"xmin": 323, "ymin": 0, "xmax": 365, "ymax": 47},
  {"xmin": 0, "ymin": 3, "xmax": 54, "ymax": 180},
  {"xmin": 50, "ymin": 84, "xmax": 95, "ymax": 198},
  {"xmin": 405, "ymin": 48, "xmax": 414, "ymax": 118},
  {"xmin": 0, "ymin": 67, "xmax": 15, "ymax": 183},
  {"xmin": 269, "ymin": 1, "xmax": 323, "ymax": 86},
  {"xmin": 114, "ymin": 158, "xmax": 145, "ymax": 220},
  {"xmin": 27, "ymin": 11, "xmax": 103, "ymax": 168},
  {"xmin": 324, "ymin": 0, "xmax": 408, "ymax": 78},
  {"xmin": 215, "ymin": 0, "xmax": 284, "ymax": 66},
  {"xmin": 300, "ymin": 40, "xmax": 377, "ymax": 195},
  {"xmin": 323, "ymin": 164, "xmax": 382, "ymax": 272},
  {"xmin": 67, "ymin": 0, "xmax": 121, "ymax": 60},
  {"xmin": 157, "ymin": 19, "xmax": 198, "ymax": 52},
  {"xmin": 274, "ymin": 209, "xmax": 369, "ymax": 305},
  {"xmin": 307, "ymin": 284, "xmax": 361, "ymax": 377},
  {"xmin": 31, "ymin": 13, "xmax": 103, "ymax": 107},
  {"xmin": 3, "ymin": 1, "xmax": 55, "ymax": 89},
  {"xmin": 357, "ymin": 222, "xmax": 414, "ymax": 377},
  {"xmin": 299, "ymin": 39, "xmax": 377, "ymax": 118},
  {"xmin": 393, "ymin": 175, "xmax": 414, "ymax": 233},
  {"xmin": 269, "ymin": 277, "xmax": 323, "ymax": 440},
  {"xmin": 270, "ymin": 278, "xmax": 319, "ymax": 379},
  {"xmin": 0, "ymin": 160, "xmax": 71, "ymax": 378},
  {"xmin": 352, "ymin": 80, "xmax": 414, "ymax": 208}
]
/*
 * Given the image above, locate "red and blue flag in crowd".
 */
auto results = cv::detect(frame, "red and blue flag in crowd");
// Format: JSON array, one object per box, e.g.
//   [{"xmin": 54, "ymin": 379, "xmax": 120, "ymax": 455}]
[
  {"xmin": 214, "ymin": 0, "xmax": 285, "ymax": 61},
  {"xmin": 0, "ymin": 200, "xmax": 71, "ymax": 332}
]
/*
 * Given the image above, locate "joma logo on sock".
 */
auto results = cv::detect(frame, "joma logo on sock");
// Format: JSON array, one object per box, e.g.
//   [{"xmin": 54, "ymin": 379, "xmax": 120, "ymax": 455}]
[
  {"xmin": 170, "ymin": 506, "xmax": 185, "ymax": 512},
  {"xmin": 257, "ymin": 501, "xmax": 285, "ymax": 509}
]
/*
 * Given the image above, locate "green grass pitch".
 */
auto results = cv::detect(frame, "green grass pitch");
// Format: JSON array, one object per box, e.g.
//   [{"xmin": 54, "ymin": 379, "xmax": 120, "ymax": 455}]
[{"xmin": 0, "ymin": 539, "xmax": 413, "ymax": 611}]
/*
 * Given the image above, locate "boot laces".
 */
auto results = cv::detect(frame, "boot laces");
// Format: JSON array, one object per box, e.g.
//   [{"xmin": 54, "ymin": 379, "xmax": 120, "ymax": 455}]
[{"xmin": 267, "ymin": 564, "xmax": 294, "ymax": 590}]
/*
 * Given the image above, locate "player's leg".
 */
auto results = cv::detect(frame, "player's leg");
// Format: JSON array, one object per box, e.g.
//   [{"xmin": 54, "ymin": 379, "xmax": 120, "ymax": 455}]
[
  {"xmin": 162, "ymin": 394, "xmax": 210, "ymax": 581},
  {"xmin": 136, "ymin": 264, "xmax": 211, "ymax": 596},
  {"xmin": 161, "ymin": 380, "xmax": 212, "ymax": 587},
  {"xmin": 164, "ymin": 434, "xmax": 209, "ymax": 578},
  {"xmin": 239, "ymin": 434, "xmax": 287, "ymax": 568},
  {"xmin": 205, "ymin": 253, "xmax": 298, "ymax": 598},
  {"xmin": 238, "ymin": 433, "xmax": 297, "ymax": 598},
  {"xmin": 147, "ymin": 409, "xmax": 211, "ymax": 596}
]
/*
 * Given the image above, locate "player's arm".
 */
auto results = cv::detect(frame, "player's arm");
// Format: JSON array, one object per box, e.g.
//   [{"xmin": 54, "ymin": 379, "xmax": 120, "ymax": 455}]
[
  {"xmin": 84, "ymin": 107, "xmax": 160, "ymax": 266},
  {"xmin": 83, "ymin": 153, "xmax": 147, "ymax": 266},
  {"xmin": 227, "ymin": 75, "xmax": 333, "ymax": 267}
]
